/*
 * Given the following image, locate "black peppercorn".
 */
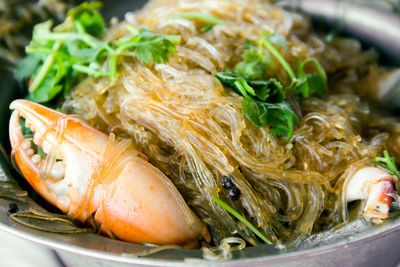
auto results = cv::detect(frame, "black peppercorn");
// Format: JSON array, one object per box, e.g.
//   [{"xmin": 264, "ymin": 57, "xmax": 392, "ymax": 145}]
[
  {"xmin": 221, "ymin": 175, "xmax": 234, "ymax": 189},
  {"xmin": 227, "ymin": 187, "xmax": 241, "ymax": 201},
  {"xmin": 8, "ymin": 203, "xmax": 19, "ymax": 214}
]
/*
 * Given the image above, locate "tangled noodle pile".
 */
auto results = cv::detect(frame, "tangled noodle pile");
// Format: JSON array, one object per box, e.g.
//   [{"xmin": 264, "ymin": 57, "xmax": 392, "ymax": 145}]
[{"xmin": 61, "ymin": 0, "xmax": 392, "ymax": 245}]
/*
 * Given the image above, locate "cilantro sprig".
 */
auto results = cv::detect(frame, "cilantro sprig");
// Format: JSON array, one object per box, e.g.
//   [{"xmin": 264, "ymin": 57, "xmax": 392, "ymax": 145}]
[
  {"xmin": 233, "ymin": 40, "xmax": 274, "ymax": 81},
  {"xmin": 215, "ymin": 32, "xmax": 327, "ymax": 142},
  {"xmin": 15, "ymin": 1, "xmax": 179, "ymax": 103},
  {"xmin": 215, "ymin": 71, "xmax": 297, "ymax": 141}
]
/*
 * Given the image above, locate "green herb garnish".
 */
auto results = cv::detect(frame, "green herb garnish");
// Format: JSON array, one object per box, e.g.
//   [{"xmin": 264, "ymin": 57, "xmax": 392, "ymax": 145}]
[
  {"xmin": 215, "ymin": 32, "xmax": 327, "ymax": 141},
  {"xmin": 258, "ymin": 32, "xmax": 297, "ymax": 87},
  {"xmin": 215, "ymin": 72, "xmax": 256, "ymax": 97},
  {"xmin": 214, "ymin": 71, "xmax": 297, "ymax": 141},
  {"xmin": 212, "ymin": 196, "xmax": 272, "ymax": 244},
  {"xmin": 374, "ymin": 150, "xmax": 400, "ymax": 178},
  {"xmin": 176, "ymin": 12, "xmax": 224, "ymax": 32},
  {"xmin": 108, "ymin": 27, "xmax": 179, "ymax": 80},
  {"xmin": 242, "ymin": 99, "xmax": 298, "ymax": 139},
  {"xmin": 233, "ymin": 40, "xmax": 274, "ymax": 81},
  {"xmin": 67, "ymin": 1, "xmax": 105, "ymax": 37},
  {"xmin": 214, "ymin": 71, "xmax": 297, "ymax": 142},
  {"xmin": 259, "ymin": 31, "xmax": 327, "ymax": 97},
  {"xmin": 15, "ymin": 1, "xmax": 179, "ymax": 103}
]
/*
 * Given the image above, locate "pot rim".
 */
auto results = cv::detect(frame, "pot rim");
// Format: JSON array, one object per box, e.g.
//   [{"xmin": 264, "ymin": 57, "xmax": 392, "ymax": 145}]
[{"xmin": 1, "ymin": 213, "xmax": 400, "ymax": 265}]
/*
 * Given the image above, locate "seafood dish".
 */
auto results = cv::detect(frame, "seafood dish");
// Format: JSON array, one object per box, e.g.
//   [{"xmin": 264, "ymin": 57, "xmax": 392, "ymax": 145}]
[{"xmin": 7, "ymin": 0, "xmax": 400, "ymax": 255}]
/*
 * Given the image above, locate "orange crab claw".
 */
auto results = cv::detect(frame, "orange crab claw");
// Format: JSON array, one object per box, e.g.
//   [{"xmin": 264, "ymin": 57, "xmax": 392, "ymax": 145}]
[{"xmin": 9, "ymin": 99, "xmax": 210, "ymax": 248}]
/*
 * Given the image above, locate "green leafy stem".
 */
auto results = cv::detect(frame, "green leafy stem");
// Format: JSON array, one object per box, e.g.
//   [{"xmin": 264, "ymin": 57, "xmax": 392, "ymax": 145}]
[
  {"xmin": 215, "ymin": 32, "xmax": 327, "ymax": 141},
  {"xmin": 212, "ymin": 196, "xmax": 272, "ymax": 244}
]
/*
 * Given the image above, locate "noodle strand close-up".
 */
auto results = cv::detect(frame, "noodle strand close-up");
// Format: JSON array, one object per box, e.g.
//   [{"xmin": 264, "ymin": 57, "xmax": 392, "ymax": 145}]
[{"xmin": 52, "ymin": 0, "xmax": 399, "ymax": 246}]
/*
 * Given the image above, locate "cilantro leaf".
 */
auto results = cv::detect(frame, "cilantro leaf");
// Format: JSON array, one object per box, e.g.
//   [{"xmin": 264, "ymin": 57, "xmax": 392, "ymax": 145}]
[
  {"xmin": 215, "ymin": 72, "xmax": 283, "ymax": 103},
  {"xmin": 241, "ymin": 97, "xmax": 268, "ymax": 127},
  {"xmin": 241, "ymin": 98, "xmax": 298, "ymax": 141},
  {"xmin": 234, "ymin": 50, "xmax": 267, "ymax": 81},
  {"xmin": 108, "ymin": 27, "xmax": 179, "ymax": 79},
  {"xmin": 74, "ymin": 9, "xmax": 105, "ymax": 37},
  {"xmin": 28, "ymin": 84, "xmax": 63, "ymax": 103},
  {"xmin": 67, "ymin": 1, "xmax": 103, "ymax": 17},
  {"xmin": 27, "ymin": 55, "xmax": 67, "ymax": 103},
  {"xmin": 215, "ymin": 71, "xmax": 296, "ymax": 140},
  {"xmin": 134, "ymin": 28, "xmax": 177, "ymax": 64},
  {"xmin": 33, "ymin": 20, "xmax": 53, "ymax": 39},
  {"xmin": 68, "ymin": 1, "xmax": 105, "ymax": 36},
  {"xmin": 27, "ymin": 69, "xmax": 63, "ymax": 103},
  {"xmin": 263, "ymin": 102, "xmax": 299, "ymax": 141},
  {"xmin": 307, "ymin": 73, "xmax": 327, "ymax": 96},
  {"xmin": 28, "ymin": 41, "xmax": 63, "ymax": 94},
  {"xmin": 214, "ymin": 72, "xmax": 255, "ymax": 97},
  {"xmin": 234, "ymin": 41, "xmax": 273, "ymax": 81},
  {"xmin": 249, "ymin": 79, "xmax": 283, "ymax": 102}
]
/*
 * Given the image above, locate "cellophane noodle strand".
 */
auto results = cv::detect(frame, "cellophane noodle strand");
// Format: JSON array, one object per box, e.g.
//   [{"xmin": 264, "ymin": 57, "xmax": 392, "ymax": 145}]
[{"xmin": 62, "ymin": 0, "xmax": 392, "ymax": 245}]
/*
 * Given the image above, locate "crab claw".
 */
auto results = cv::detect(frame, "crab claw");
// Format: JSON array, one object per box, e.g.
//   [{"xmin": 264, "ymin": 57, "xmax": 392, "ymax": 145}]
[
  {"xmin": 9, "ymin": 99, "xmax": 210, "ymax": 248},
  {"xmin": 346, "ymin": 167, "xmax": 397, "ymax": 222}
]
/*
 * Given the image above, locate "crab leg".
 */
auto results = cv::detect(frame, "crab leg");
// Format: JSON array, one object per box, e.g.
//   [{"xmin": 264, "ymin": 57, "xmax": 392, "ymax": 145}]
[
  {"xmin": 345, "ymin": 167, "xmax": 397, "ymax": 221},
  {"xmin": 9, "ymin": 99, "xmax": 210, "ymax": 248}
]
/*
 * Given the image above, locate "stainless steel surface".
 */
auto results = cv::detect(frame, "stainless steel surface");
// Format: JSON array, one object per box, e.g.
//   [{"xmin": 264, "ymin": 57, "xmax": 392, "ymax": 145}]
[
  {"xmin": 280, "ymin": 0, "xmax": 400, "ymax": 65},
  {"xmin": 1, "ymin": 1, "xmax": 400, "ymax": 266},
  {"xmin": 1, "ymin": 197, "xmax": 400, "ymax": 266},
  {"xmin": 0, "ymin": 229, "xmax": 62, "ymax": 267}
]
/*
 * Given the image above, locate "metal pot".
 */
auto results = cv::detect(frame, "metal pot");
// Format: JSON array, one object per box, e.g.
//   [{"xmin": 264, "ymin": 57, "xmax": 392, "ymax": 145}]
[{"xmin": 1, "ymin": 1, "xmax": 400, "ymax": 266}]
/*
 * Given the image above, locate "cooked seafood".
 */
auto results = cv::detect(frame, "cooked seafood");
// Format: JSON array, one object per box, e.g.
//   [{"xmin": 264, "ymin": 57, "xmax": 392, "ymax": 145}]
[
  {"xmin": 344, "ymin": 167, "xmax": 396, "ymax": 221},
  {"xmin": 9, "ymin": 99, "xmax": 209, "ymax": 248},
  {"xmin": 9, "ymin": 0, "xmax": 400, "ymax": 249}
]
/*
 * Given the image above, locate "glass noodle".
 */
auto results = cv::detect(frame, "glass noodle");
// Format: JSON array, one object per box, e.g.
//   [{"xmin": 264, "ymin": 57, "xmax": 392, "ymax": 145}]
[{"xmin": 61, "ymin": 0, "xmax": 390, "ymax": 246}]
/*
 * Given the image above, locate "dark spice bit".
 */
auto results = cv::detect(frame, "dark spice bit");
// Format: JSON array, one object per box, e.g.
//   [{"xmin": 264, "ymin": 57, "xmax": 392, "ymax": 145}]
[
  {"xmin": 221, "ymin": 175, "xmax": 241, "ymax": 201},
  {"xmin": 8, "ymin": 203, "xmax": 19, "ymax": 214},
  {"xmin": 221, "ymin": 175, "xmax": 234, "ymax": 189},
  {"xmin": 227, "ymin": 187, "xmax": 241, "ymax": 201}
]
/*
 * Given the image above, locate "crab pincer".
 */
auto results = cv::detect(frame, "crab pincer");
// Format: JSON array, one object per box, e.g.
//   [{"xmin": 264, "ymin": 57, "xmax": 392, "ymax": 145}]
[
  {"xmin": 9, "ymin": 99, "xmax": 210, "ymax": 248},
  {"xmin": 345, "ymin": 167, "xmax": 397, "ymax": 222}
]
